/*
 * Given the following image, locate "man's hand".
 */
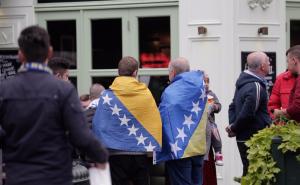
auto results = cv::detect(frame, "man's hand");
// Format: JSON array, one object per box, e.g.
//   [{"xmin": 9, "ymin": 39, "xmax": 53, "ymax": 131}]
[
  {"xmin": 225, "ymin": 125, "xmax": 236, "ymax": 138},
  {"xmin": 273, "ymin": 109, "xmax": 285, "ymax": 118}
]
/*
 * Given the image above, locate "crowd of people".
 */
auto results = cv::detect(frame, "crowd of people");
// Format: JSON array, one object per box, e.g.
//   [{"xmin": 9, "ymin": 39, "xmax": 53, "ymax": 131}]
[{"xmin": 1, "ymin": 25, "xmax": 300, "ymax": 185}]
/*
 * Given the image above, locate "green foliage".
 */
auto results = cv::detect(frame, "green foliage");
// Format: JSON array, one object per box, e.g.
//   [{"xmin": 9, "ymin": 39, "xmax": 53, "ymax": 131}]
[{"xmin": 241, "ymin": 120, "xmax": 300, "ymax": 185}]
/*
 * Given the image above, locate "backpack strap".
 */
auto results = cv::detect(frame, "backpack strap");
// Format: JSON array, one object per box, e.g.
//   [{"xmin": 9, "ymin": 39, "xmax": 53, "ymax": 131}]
[{"xmin": 254, "ymin": 82, "xmax": 261, "ymax": 112}]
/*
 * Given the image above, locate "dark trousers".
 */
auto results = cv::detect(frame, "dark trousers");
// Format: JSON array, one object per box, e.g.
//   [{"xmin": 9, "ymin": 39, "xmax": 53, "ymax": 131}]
[
  {"xmin": 237, "ymin": 141, "xmax": 249, "ymax": 176},
  {"xmin": 109, "ymin": 155, "xmax": 149, "ymax": 185},
  {"xmin": 203, "ymin": 147, "xmax": 217, "ymax": 185},
  {"xmin": 166, "ymin": 155, "xmax": 204, "ymax": 185}
]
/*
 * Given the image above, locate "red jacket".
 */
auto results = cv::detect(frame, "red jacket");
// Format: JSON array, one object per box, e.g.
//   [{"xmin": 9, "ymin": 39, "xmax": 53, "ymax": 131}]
[
  {"xmin": 287, "ymin": 76, "xmax": 300, "ymax": 122},
  {"xmin": 268, "ymin": 71, "xmax": 296, "ymax": 118}
]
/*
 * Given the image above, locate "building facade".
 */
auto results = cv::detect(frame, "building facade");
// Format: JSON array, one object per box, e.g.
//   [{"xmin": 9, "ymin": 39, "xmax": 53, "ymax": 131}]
[{"xmin": 1, "ymin": 0, "xmax": 300, "ymax": 184}]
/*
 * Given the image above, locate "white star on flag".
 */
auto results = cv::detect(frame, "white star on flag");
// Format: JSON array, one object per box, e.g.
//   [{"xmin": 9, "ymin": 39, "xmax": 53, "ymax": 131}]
[
  {"xmin": 111, "ymin": 104, "xmax": 122, "ymax": 116},
  {"xmin": 127, "ymin": 124, "xmax": 139, "ymax": 136},
  {"xmin": 102, "ymin": 94, "xmax": 112, "ymax": 105},
  {"xmin": 145, "ymin": 142, "xmax": 156, "ymax": 152},
  {"xmin": 119, "ymin": 114, "xmax": 130, "ymax": 126},
  {"xmin": 199, "ymin": 88, "xmax": 206, "ymax": 101},
  {"xmin": 136, "ymin": 133, "xmax": 148, "ymax": 145},
  {"xmin": 191, "ymin": 101, "xmax": 201, "ymax": 116},
  {"xmin": 170, "ymin": 140, "xmax": 182, "ymax": 157},
  {"xmin": 176, "ymin": 127, "xmax": 187, "ymax": 143},
  {"xmin": 183, "ymin": 114, "xmax": 195, "ymax": 130}
]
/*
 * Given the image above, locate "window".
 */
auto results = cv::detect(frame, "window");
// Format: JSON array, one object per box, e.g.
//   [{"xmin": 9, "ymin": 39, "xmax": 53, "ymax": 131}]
[
  {"xmin": 47, "ymin": 20, "xmax": 77, "ymax": 69},
  {"xmin": 139, "ymin": 17, "xmax": 170, "ymax": 69},
  {"xmin": 91, "ymin": 19, "xmax": 122, "ymax": 69},
  {"xmin": 37, "ymin": 6, "xmax": 178, "ymax": 95}
]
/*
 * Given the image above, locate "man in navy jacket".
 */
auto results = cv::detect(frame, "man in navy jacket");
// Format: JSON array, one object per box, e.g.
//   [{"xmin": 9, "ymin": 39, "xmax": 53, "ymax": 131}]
[
  {"xmin": 0, "ymin": 25, "xmax": 108, "ymax": 185},
  {"xmin": 227, "ymin": 51, "xmax": 271, "ymax": 178}
]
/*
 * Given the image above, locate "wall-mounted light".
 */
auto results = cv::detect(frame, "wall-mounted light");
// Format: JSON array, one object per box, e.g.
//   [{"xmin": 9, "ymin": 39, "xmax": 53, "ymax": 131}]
[
  {"xmin": 258, "ymin": 27, "xmax": 268, "ymax": 35},
  {"xmin": 198, "ymin": 26, "xmax": 207, "ymax": 35}
]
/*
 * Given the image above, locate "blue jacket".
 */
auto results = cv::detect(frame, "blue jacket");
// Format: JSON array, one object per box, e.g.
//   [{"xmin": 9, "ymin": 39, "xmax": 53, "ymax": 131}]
[
  {"xmin": 228, "ymin": 71, "xmax": 271, "ymax": 141},
  {"xmin": 0, "ymin": 68, "xmax": 108, "ymax": 185}
]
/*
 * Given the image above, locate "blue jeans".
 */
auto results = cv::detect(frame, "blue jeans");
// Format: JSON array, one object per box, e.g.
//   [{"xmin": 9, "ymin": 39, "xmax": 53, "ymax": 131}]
[{"xmin": 166, "ymin": 155, "xmax": 204, "ymax": 185}]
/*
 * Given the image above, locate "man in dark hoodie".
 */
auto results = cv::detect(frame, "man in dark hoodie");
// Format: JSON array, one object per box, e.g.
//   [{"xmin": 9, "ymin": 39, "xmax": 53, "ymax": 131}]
[
  {"xmin": 226, "ymin": 51, "xmax": 271, "ymax": 179},
  {"xmin": 0, "ymin": 25, "xmax": 108, "ymax": 185}
]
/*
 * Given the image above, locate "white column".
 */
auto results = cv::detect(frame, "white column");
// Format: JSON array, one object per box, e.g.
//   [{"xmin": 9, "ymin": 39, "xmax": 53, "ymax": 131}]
[{"xmin": 179, "ymin": 1, "xmax": 285, "ymax": 184}]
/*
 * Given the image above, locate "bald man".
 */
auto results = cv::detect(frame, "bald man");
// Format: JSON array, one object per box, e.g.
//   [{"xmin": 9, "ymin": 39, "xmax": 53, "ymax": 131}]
[
  {"xmin": 227, "ymin": 51, "xmax": 271, "ymax": 180},
  {"xmin": 87, "ymin": 83, "xmax": 105, "ymax": 109},
  {"xmin": 158, "ymin": 57, "xmax": 206, "ymax": 185}
]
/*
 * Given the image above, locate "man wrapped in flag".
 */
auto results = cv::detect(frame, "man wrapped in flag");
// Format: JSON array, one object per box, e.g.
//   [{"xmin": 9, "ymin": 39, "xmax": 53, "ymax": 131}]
[
  {"xmin": 92, "ymin": 56, "xmax": 162, "ymax": 185},
  {"xmin": 155, "ymin": 57, "xmax": 208, "ymax": 185}
]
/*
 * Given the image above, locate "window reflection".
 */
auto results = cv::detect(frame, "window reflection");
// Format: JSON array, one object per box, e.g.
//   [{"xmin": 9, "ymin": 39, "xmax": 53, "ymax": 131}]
[
  {"xmin": 139, "ymin": 17, "xmax": 170, "ymax": 68},
  {"xmin": 47, "ymin": 20, "xmax": 77, "ymax": 69}
]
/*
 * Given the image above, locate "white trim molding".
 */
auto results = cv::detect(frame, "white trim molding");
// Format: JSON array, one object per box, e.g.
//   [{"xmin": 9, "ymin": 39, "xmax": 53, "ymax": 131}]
[
  {"xmin": 188, "ymin": 21, "xmax": 222, "ymax": 26},
  {"xmin": 237, "ymin": 21, "xmax": 280, "ymax": 26},
  {"xmin": 239, "ymin": 35, "xmax": 280, "ymax": 41},
  {"xmin": 248, "ymin": 0, "xmax": 273, "ymax": 10},
  {"xmin": 35, "ymin": 0, "xmax": 179, "ymax": 12},
  {"xmin": 188, "ymin": 36, "xmax": 221, "ymax": 42}
]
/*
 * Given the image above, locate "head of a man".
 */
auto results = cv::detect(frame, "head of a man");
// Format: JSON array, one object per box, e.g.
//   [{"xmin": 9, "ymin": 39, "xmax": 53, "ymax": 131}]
[
  {"xmin": 118, "ymin": 56, "xmax": 139, "ymax": 77},
  {"xmin": 286, "ymin": 45, "xmax": 300, "ymax": 75},
  {"xmin": 204, "ymin": 73, "xmax": 210, "ymax": 91},
  {"xmin": 18, "ymin": 25, "xmax": 52, "ymax": 64},
  {"xmin": 89, "ymin": 83, "xmax": 105, "ymax": 101},
  {"xmin": 168, "ymin": 57, "xmax": 190, "ymax": 81},
  {"xmin": 80, "ymin": 94, "xmax": 91, "ymax": 109},
  {"xmin": 48, "ymin": 57, "xmax": 70, "ymax": 82},
  {"xmin": 247, "ymin": 51, "xmax": 270, "ymax": 77}
]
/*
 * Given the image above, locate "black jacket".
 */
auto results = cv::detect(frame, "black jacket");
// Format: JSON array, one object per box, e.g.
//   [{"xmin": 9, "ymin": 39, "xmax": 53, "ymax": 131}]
[
  {"xmin": 228, "ymin": 71, "xmax": 271, "ymax": 141},
  {"xmin": 0, "ymin": 70, "xmax": 108, "ymax": 185}
]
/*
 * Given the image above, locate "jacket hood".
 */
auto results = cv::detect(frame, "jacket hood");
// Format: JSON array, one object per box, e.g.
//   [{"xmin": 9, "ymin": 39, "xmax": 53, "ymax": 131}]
[{"xmin": 236, "ymin": 71, "xmax": 266, "ymax": 89}]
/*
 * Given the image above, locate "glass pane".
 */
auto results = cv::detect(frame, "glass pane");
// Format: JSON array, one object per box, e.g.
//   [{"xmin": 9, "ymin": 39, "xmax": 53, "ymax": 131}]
[
  {"xmin": 69, "ymin": 76, "xmax": 77, "ymax": 89},
  {"xmin": 139, "ymin": 75, "xmax": 169, "ymax": 105},
  {"xmin": 92, "ymin": 76, "xmax": 116, "ymax": 89},
  {"xmin": 92, "ymin": 19, "xmax": 122, "ymax": 69},
  {"xmin": 290, "ymin": 20, "xmax": 300, "ymax": 47},
  {"xmin": 47, "ymin": 20, "xmax": 77, "ymax": 69},
  {"xmin": 139, "ymin": 17, "xmax": 170, "ymax": 68}
]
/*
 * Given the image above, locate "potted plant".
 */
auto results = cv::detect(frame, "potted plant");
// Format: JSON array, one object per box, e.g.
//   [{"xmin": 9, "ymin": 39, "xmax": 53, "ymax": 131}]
[{"xmin": 241, "ymin": 118, "xmax": 300, "ymax": 185}]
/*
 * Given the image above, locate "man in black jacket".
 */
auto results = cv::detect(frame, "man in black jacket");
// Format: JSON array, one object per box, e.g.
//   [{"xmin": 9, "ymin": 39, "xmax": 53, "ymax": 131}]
[
  {"xmin": 227, "ymin": 51, "xmax": 271, "ymax": 179},
  {"xmin": 0, "ymin": 25, "xmax": 108, "ymax": 185}
]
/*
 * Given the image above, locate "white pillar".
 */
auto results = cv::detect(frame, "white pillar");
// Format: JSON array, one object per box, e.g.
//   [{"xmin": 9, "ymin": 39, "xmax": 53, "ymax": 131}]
[{"xmin": 179, "ymin": 1, "xmax": 285, "ymax": 184}]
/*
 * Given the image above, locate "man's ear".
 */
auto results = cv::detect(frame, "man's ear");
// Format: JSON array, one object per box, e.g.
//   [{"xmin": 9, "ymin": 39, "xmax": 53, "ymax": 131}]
[
  {"xmin": 132, "ymin": 70, "xmax": 138, "ymax": 77},
  {"xmin": 18, "ymin": 50, "xmax": 26, "ymax": 64},
  {"xmin": 45, "ymin": 46, "xmax": 53, "ymax": 64}
]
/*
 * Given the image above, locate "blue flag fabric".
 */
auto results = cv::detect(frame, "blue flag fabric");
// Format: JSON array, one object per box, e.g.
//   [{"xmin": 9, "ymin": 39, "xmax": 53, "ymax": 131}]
[
  {"xmin": 155, "ymin": 71, "xmax": 208, "ymax": 164},
  {"xmin": 92, "ymin": 77, "xmax": 162, "ymax": 152}
]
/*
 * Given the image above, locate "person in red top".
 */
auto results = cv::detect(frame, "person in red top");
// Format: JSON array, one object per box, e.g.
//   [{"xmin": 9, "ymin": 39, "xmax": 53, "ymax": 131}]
[
  {"xmin": 268, "ymin": 70, "xmax": 297, "ymax": 119},
  {"xmin": 274, "ymin": 45, "xmax": 300, "ymax": 122}
]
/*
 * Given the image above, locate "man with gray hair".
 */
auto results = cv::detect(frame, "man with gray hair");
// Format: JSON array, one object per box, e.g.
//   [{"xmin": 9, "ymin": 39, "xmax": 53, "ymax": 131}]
[
  {"xmin": 156, "ymin": 57, "xmax": 207, "ymax": 185},
  {"xmin": 168, "ymin": 57, "xmax": 190, "ymax": 81},
  {"xmin": 227, "ymin": 51, "xmax": 271, "ymax": 180}
]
